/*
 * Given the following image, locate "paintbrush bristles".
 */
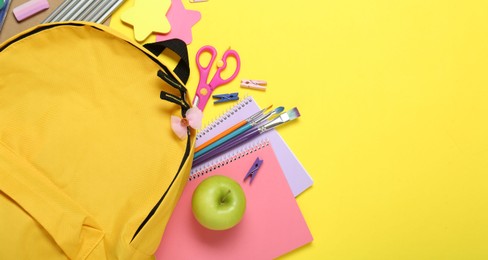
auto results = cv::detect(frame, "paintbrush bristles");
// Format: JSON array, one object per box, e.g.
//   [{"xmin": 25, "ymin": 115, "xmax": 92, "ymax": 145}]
[
  {"xmin": 261, "ymin": 107, "xmax": 301, "ymax": 131},
  {"xmin": 252, "ymin": 106, "xmax": 285, "ymax": 125},
  {"xmin": 275, "ymin": 106, "xmax": 285, "ymax": 114},
  {"xmin": 287, "ymin": 107, "xmax": 300, "ymax": 120}
]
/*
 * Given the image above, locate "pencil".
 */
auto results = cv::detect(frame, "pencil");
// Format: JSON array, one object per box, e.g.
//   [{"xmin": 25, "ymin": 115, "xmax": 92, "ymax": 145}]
[
  {"xmin": 42, "ymin": 0, "xmax": 72, "ymax": 23},
  {"xmin": 193, "ymin": 108, "xmax": 300, "ymax": 167},
  {"xmin": 54, "ymin": 0, "xmax": 82, "ymax": 21},
  {"xmin": 194, "ymin": 105, "xmax": 272, "ymax": 153},
  {"xmin": 94, "ymin": 0, "xmax": 124, "ymax": 23},
  {"xmin": 194, "ymin": 122, "xmax": 254, "ymax": 159},
  {"xmin": 194, "ymin": 106, "xmax": 283, "ymax": 159},
  {"xmin": 61, "ymin": 0, "xmax": 87, "ymax": 21},
  {"xmin": 70, "ymin": 0, "xmax": 96, "ymax": 21},
  {"xmin": 84, "ymin": 0, "xmax": 109, "ymax": 22},
  {"xmin": 77, "ymin": 0, "xmax": 101, "ymax": 20}
]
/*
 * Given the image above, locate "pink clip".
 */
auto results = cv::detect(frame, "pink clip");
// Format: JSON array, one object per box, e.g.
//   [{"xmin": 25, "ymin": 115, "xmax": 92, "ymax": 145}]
[{"xmin": 240, "ymin": 79, "xmax": 267, "ymax": 91}]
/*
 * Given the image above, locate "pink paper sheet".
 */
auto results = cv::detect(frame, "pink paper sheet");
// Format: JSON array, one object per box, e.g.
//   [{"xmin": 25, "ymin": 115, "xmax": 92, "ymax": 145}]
[{"xmin": 156, "ymin": 142, "xmax": 313, "ymax": 259}]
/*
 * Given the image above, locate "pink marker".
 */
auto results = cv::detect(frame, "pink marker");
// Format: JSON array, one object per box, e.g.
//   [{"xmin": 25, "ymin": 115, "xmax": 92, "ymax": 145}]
[{"xmin": 13, "ymin": 0, "xmax": 49, "ymax": 22}]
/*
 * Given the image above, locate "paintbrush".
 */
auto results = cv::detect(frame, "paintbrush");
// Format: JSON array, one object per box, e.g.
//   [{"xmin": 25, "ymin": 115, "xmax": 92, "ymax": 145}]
[
  {"xmin": 193, "ymin": 106, "xmax": 284, "ymax": 159},
  {"xmin": 192, "ymin": 107, "xmax": 300, "ymax": 167},
  {"xmin": 195, "ymin": 105, "xmax": 272, "ymax": 153}
]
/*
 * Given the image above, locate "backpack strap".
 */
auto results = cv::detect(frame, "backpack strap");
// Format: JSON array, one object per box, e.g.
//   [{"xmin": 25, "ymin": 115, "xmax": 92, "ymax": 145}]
[
  {"xmin": 0, "ymin": 142, "xmax": 106, "ymax": 258},
  {"xmin": 145, "ymin": 39, "xmax": 192, "ymax": 117},
  {"xmin": 144, "ymin": 39, "xmax": 190, "ymax": 85}
]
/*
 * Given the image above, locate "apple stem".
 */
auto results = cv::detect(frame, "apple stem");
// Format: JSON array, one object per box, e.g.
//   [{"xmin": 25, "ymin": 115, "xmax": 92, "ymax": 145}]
[{"xmin": 220, "ymin": 189, "xmax": 232, "ymax": 204}]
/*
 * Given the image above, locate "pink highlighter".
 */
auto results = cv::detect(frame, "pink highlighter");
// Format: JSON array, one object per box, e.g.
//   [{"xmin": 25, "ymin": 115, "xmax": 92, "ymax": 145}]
[{"xmin": 13, "ymin": 0, "xmax": 49, "ymax": 22}]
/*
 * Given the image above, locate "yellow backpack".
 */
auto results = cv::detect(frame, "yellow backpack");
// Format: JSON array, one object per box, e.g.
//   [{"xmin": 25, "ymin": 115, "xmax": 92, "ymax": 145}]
[{"xmin": 0, "ymin": 22, "xmax": 195, "ymax": 259}]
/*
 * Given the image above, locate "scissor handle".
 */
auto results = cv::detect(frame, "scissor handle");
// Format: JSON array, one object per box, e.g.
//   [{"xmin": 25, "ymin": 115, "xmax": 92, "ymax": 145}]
[
  {"xmin": 196, "ymin": 45, "xmax": 218, "ymax": 80},
  {"xmin": 193, "ymin": 46, "xmax": 241, "ymax": 111},
  {"xmin": 194, "ymin": 46, "xmax": 217, "ymax": 110},
  {"xmin": 208, "ymin": 49, "xmax": 241, "ymax": 89}
]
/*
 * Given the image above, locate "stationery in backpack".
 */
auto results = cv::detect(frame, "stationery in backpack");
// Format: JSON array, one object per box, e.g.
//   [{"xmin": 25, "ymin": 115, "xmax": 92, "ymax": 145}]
[
  {"xmin": 155, "ymin": 141, "xmax": 313, "ymax": 259},
  {"xmin": 194, "ymin": 96, "xmax": 313, "ymax": 197}
]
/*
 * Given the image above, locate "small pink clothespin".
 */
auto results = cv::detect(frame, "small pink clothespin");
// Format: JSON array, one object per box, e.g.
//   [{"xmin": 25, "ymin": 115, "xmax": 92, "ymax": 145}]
[{"xmin": 240, "ymin": 79, "xmax": 267, "ymax": 91}]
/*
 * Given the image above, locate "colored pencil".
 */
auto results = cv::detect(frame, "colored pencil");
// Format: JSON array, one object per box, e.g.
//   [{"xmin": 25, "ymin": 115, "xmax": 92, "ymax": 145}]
[
  {"xmin": 61, "ymin": 0, "xmax": 87, "ymax": 21},
  {"xmin": 193, "ymin": 108, "xmax": 300, "ymax": 167},
  {"xmin": 69, "ymin": 0, "xmax": 96, "ymax": 21},
  {"xmin": 195, "ymin": 105, "xmax": 272, "ymax": 153},
  {"xmin": 77, "ymin": 0, "xmax": 101, "ymax": 20},
  {"xmin": 42, "ymin": 0, "xmax": 74, "ymax": 23},
  {"xmin": 194, "ymin": 106, "xmax": 283, "ymax": 159},
  {"xmin": 94, "ymin": 0, "xmax": 124, "ymax": 23}
]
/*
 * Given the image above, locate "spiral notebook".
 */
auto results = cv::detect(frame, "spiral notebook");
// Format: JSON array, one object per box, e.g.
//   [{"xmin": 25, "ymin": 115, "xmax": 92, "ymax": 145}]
[
  {"xmin": 194, "ymin": 96, "xmax": 313, "ymax": 197},
  {"xmin": 155, "ymin": 141, "xmax": 313, "ymax": 259}
]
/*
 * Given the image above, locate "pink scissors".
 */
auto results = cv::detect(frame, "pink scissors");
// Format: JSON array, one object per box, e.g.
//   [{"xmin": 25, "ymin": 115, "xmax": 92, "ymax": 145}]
[{"xmin": 192, "ymin": 45, "xmax": 241, "ymax": 111}]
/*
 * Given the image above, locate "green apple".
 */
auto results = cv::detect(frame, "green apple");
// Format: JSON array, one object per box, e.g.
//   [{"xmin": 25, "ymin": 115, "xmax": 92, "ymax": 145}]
[{"xmin": 191, "ymin": 175, "xmax": 246, "ymax": 230}]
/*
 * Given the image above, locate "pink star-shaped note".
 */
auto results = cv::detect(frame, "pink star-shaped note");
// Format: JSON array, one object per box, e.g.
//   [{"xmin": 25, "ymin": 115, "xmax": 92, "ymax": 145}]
[{"xmin": 156, "ymin": 0, "xmax": 201, "ymax": 44}]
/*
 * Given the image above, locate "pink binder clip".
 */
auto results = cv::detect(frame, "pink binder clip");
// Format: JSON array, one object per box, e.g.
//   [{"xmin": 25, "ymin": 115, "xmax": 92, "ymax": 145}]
[
  {"xmin": 240, "ymin": 79, "xmax": 267, "ymax": 91},
  {"xmin": 243, "ymin": 157, "xmax": 263, "ymax": 184}
]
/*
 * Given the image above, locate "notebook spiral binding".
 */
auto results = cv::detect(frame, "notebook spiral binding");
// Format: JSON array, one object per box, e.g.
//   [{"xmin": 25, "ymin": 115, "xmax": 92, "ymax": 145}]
[
  {"xmin": 196, "ymin": 95, "xmax": 253, "ymax": 141},
  {"xmin": 189, "ymin": 139, "xmax": 270, "ymax": 181}
]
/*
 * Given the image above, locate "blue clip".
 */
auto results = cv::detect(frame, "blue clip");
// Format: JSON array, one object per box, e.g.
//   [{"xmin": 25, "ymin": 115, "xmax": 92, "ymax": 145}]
[
  {"xmin": 243, "ymin": 157, "xmax": 263, "ymax": 184},
  {"xmin": 213, "ymin": 92, "xmax": 239, "ymax": 104}
]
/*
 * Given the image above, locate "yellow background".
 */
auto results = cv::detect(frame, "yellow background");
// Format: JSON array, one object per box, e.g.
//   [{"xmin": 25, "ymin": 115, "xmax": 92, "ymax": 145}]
[{"xmin": 111, "ymin": 0, "xmax": 488, "ymax": 259}]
